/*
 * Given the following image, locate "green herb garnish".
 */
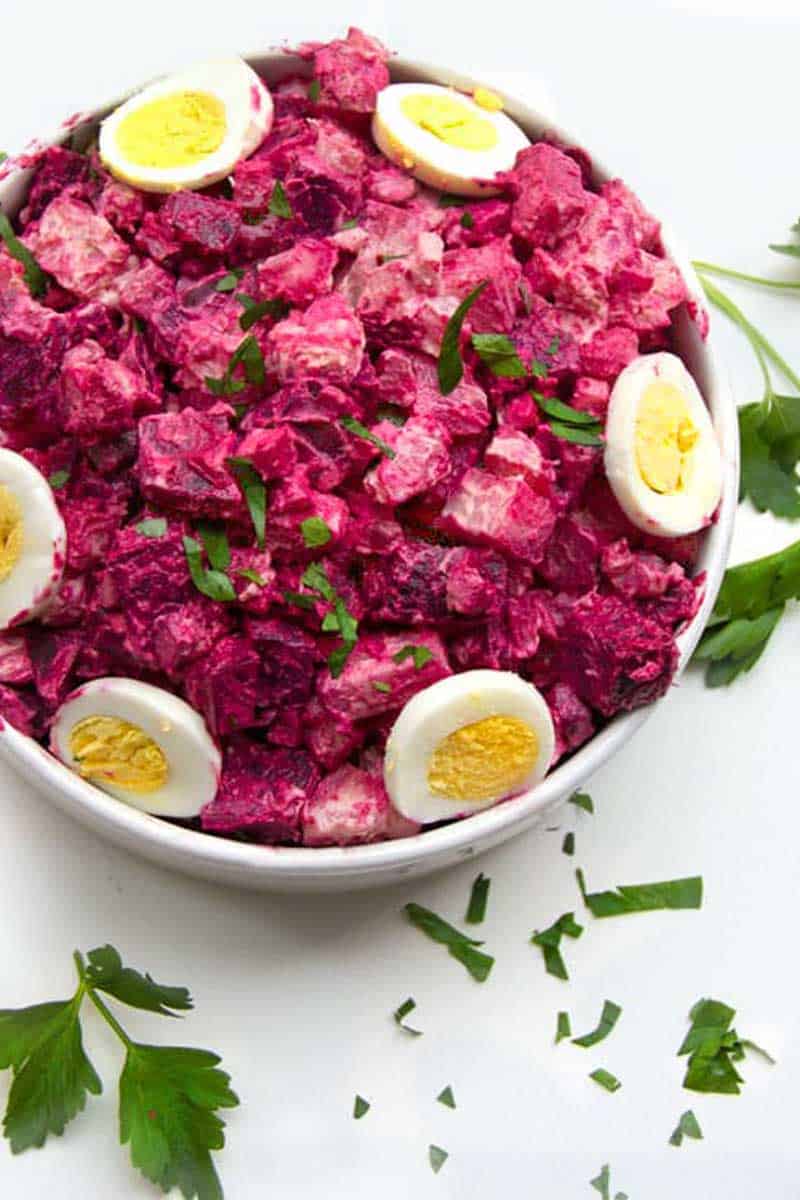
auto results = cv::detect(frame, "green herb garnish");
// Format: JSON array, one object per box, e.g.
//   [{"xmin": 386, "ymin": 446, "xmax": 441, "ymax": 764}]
[
  {"xmin": 205, "ymin": 335, "xmax": 265, "ymax": 395},
  {"xmin": 577, "ymin": 868, "xmax": 702, "ymax": 917},
  {"xmin": 236, "ymin": 567, "xmax": 266, "ymax": 587},
  {"xmin": 0, "ymin": 153, "xmax": 7, "ymax": 165},
  {"xmin": 428, "ymin": 1144, "xmax": 448, "ymax": 1174},
  {"xmin": 353, "ymin": 1094, "xmax": 370, "ymax": 1119},
  {"xmin": 196, "ymin": 521, "xmax": 230, "ymax": 572},
  {"xmin": 182, "ymin": 535, "xmax": 236, "ymax": 603},
  {"xmin": 589, "ymin": 1068, "xmax": 621, "ymax": 1093},
  {"xmin": 393, "ymin": 997, "xmax": 422, "ymax": 1037},
  {"xmin": 300, "ymin": 516, "xmax": 332, "ymax": 548},
  {"xmin": 47, "ymin": 469, "xmax": 70, "ymax": 490},
  {"xmin": 471, "ymin": 332, "xmax": 526, "ymax": 378},
  {"xmin": 307, "ymin": 79, "xmax": 321, "ymax": 102},
  {"xmin": 341, "ymin": 217, "xmax": 359, "ymax": 230},
  {"xmin": 214, "ymin": 268, "xmax": 245, "ymax": 292},
  {"xmin": 572, "ymin": 1000, "xmax": 622, "ymax": 1048},
  {"xmin": 226, "ymin": 457, "xmax": 267, "ymax": 549},
  {"xmin": 556, "ymin": 1012, "xmax": 572, "ymax": 1044},
  {"xmin": 0, "ymin": 945, "xmax": 237, "ymax": 1199},
  {"xmin": 568, "ymin": 791, "xmax": 594, "ymax": 814},
  {"xmin": 669, "ymin": 1109, "xmax": 703, "ymax": 1146},
  {"xmin": 268, "ymin": 180, "xmax": 292, "ymax": 219},
  {"xmin": 0, "ymin": 211, "xmax": 47, "ymax": 296},
  {"xmin": 678, "ymin": 997, "xmax": 774, "ymax": 1094},
  {"xmin": 373, "ymin": 681, "xmax": 391, "ymax": 694},
  {"xmin": 562, "ymin": 832, "xmax": 575, "ymax": 856},
  {"xmin": 404, "ymin": 903, "xmax": 494, "ymax": 983},
  {"xmin": 340, "ymin": 415, "xmax": 396, "ymax": 458},
  {"xmin": 460, "ymin": 211, "xmax": 474, "ymax": 229},
  {"xmin": 135, "ymin": 518, "xmax": 167, "ymax": 538},
  {"xmin": 393, "ymin": 645, "xmax": 434, "ymax": 669},
  {"xmin": 438, "ymin": 194, "xmax": 468, "ymax": 207},
  {"xmin": 465, "ymin": 872, "xmax": 490, "ymax": 925},
  {"xmin": 301, "ymin": 562, "xmax": 358, "ymax": 676},
  {"xmin": 237, "ymin": 294, "xmax": 289, "ymax": 331},
  {"xmin": 590, "ymin": 1163, "xmax": 628, "ymax": 1199},
  {"xmin": 530, "ymin": 912, "xmax": 583, "ymax": 980},
  {"xmin": 437, "ymin": 281, "xmax": 489, "ymax": 394},
  {"xmin": 533, "ymin": 392, "xmax": 604, "ymax": 445},
  {"xmin": 436, "ymin": 1085, "xmax": 456, "ymax": 1109}
]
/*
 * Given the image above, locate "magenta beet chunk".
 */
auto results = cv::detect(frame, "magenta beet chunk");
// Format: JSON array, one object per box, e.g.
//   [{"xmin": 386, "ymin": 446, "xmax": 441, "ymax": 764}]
[
  {"xmin": 440, "ymin": 468, "xmax": 557, "ymax": 563},
  {"xmin": 246, "ymin": 618, "xmax": 317, "ymax": 707},
  {"xmin": 0, "ymin": 636, "xmax": 33, "ymax": 685},
  {"xmin": 0, "ymin": 685, "xmax": 43, "ymax": 737},
  {"xmin": 201, "ymin": 737, "xmax": 319, "ymax": 843},
  {"xmin": 505, "ymin": 143, "xmax": 591, "ymax": 249},
  {"xmin": 136, "ymin": 407, "xmax": 243, "ymax": 519},
  {"xmin": 160, "ymin": 192, "xmax": 242, "ymax": 254},
  {"xmin": 302, "ymin": 763, "xmax": 393, "ymax": 846},
  {"xmin": 545, "ymin": 681, "xmax": 595, "ymax": 762},
  {"xmin": 306, "ymin": 27, "xmax": 390, "ymax": 113},
  {"xmin": 26, "ymin": 629, "xmax": 81, "ymax": 709},
  {"xmin": 184, "ymin": 635, "xmax": 266, "ymax": 737},
  {"xmin": 318, "ymin": 630, "xmax": 450, "ymax": 723},
  {"xmin": 19, "ymin": 147, "xmax": 92, "ymax": 224}
]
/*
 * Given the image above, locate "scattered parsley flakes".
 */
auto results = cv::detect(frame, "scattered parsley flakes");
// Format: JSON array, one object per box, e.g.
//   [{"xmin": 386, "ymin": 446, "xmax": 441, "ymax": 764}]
[
  {"xmin": 562, "ymin": 832, "xmax": 575, "ymax": 856},
  {"xmin": 341, "ymin": 217, "xmax": 359, "ymax": 230},
  {"xmin": 465, "ymin": 872, "xmax": 490, "ymax": 925},
  {"xmin": 669, "ymin": 1109, "xmax": 703, "ymax": 1147},
  {"xmin": 471, "ymin": 332, "xmax": 526, "ymax": 378},
  {"xmin": 577, "ymin": 868, "xmax": 703, "ymax": 917},
  {"xmin": 47, "ymin": 469, "xmax": 70, "ymax": 490},
  {"xmin": 196, "ymin": 521, "xmax": 230, "ymax": 572},
  {"xmin": 678, "ymin": 997, "xmax": 774, "ymax": 1095},
  {"xmin": 300, "ymin": 516, "xmax": 332, "ymax": 548},
  {"xmin": 340, "ymin": 415, "xmax": 396, "ymax": 458},
  {"xmin": 237, "ymin": 294, "xmax": 289, "ymax": 331},
  {"xmin": 460, "ymin": 211, "xmax": 474, "ymax": 229},
  {"xmin": 572, "ymin": 1001, "xmax": 622, "ymax": 1049},
  {"xmin": 135, "ymin": 517, "xmax": 167, "ymax": 538},
  {"xmin": 393, "ymin": 644, "xmax": 434, "ymax": 669},
  {"xmin": 214, "ymin": 268, "xmax": 244, "ymax": 292},
  {"xmin": 0, "ymin": 211, "xmax": 47, "ymax": 297},
  {"xmin": 373, "ymin": 681, "xmax": 391, "ymax": 694},
  {"xmin": 404, "ymin": 903, "xmax": 494, "ymax": 983},
  {"xmin": 353, "ymin": 1094, "xmax": 370, "ymax": 1119},
  {"xmin": 436, "ymin": 1085, "xmax": 456, "ymax": 1109},
  {"xmin": 301, "ymin": 562, "xmax": 358, "ymax": 676},
  {"xmin": 182, "ymin": 535, "xmax": 236, "ymax": 603},
  {"xmin": 236, "ymin": 567, "xmax": 266, "ymax": 587},
  {"xmin": 307, "ymin": 79, "xmax": 321, "ymax": 102},
  {"xmin": 226, "ymin": 457, "xmax": 267, "ymax": 549},
  {"xmin": 556, "ymin": 1011, "xmax": 572, "ymax": 1043},
  {"xmin": 205, "ymin": 334, "xmax": 265, "ymax": 395},
  {"xmin": 393, "ymin": 997, "xmax": 422, "ymax": 1037},
  {"xmin": 533, "ymin": 392, "xmax": 603, "ymax": 445},
  {"xmin": 428, "ymin": 1144, "xmax": 448, "ymax": 1174},
  {"xmin": 437, "ymin": 281, "xmax": 489, "ymax": 394},
  {"xmin": 568, "ymin": 790, "xmax": 594, "ymax": 814},
  {"xmin": 438, "ymin": 194, "xmax": 468, "ymax": 207},
  {"xmin": 530, "ymin": 912, "xmax": 583, "ymax": 980},
  {"xmin": 589, "ymin": 1068, "xmax": 621, "ymax": 1093},
  {"xmin": 590, "ymin": 1163, "xmax": 628, "ymax": 1200},
  {"xmin": 268, "ymin": 180, "xmax": 293, "ymax": 219}
]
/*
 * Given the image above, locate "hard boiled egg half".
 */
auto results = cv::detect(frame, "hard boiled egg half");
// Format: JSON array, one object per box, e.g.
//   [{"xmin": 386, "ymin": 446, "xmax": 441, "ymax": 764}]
[
  {"xmin": 604, "ymin": 352, "xmax": 723, "ymax": 537},
  {"xmin": 384, "ymin": 670, "xmax": 555, "ymax": 824},
  {"xmin": 372, "ymin": 83, "xmax": 529, "ymax": 197},
  {"xmin": 51, "ymin": 678, "xmax": 220, "ymax": 818},
  {"xmin": 99, "ymin": 59, "xmax": 273, "ymax": 192},
  {"xmin": 0, "ymin": 449, "xmax": 65, "ymax": 630}
]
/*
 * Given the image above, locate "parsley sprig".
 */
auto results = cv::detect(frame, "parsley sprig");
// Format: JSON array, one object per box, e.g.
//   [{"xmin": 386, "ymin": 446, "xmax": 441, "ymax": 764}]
[
  {"xmin": 300, "ymin": 562, "xmax": 359, "ymax": 676},
  {"xmin": 205, "ymin": 335, "xmax": 265, "ymax": 396},
  {"xmin": 0, "ymin": 211, "xmax": 47, "ymax": 297},
  {"xmin": 0, "ymin": 945, "xmax": 238, "ymax": 1199},
  {"xmin": 678, "ymin": 997, "xmax": 774, "ymax": 1094}
]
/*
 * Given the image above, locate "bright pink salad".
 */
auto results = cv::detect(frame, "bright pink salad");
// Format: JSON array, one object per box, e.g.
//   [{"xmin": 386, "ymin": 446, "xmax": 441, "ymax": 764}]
[{"xmin": 0, "ymin": 29, "xmax": 707, "ymax": 847}]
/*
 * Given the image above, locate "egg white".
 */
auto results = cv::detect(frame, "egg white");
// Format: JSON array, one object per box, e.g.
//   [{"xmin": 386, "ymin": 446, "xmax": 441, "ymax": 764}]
[
  {"xmin": 99, "ymin": 58, "xmax": 273, "ymax": 193},
  {"xmin": 384, "ymin": 670, "xmax": 555, "ymax": 824},
  {"xmin": 372, "ymin": 83, "xmax": 529, "ymax": 197},
  {"xmin": 50, "ymin": 678, "xmax": 221, "ymax": 818},
  {"xmin": 604, "ymin": 352, "xmax": 723, "ymax": 538},
  {"xmin": 0, "ymin": 449, "xmax": 65, "ymax": 631}
]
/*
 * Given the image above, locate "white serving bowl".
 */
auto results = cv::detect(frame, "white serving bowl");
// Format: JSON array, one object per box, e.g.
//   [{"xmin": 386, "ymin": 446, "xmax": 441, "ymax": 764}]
[{"xmin": 0, "ymin": 53, "xmax": 739, "ymax": 892}]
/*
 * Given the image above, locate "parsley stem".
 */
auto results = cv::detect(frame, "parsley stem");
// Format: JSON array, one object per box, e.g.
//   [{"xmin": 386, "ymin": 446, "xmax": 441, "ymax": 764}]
[
  {"xmin": 693, "ymin": 260, "xmax": 800, "ymax": 291},
  {"xmin": 697, "ymin": 275, "xmax": 800, "ymax": 394},
  {"xmin": 74, "ymin": 952, "xmax": 134, "ymax": 1049}
]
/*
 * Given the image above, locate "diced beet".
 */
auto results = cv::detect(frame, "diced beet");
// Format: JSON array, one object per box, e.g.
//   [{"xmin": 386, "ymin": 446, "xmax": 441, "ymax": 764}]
[
  {"xmin": 375, "ymin": 347, "xmax": 491, "ymax": 436},
  {"xmin": 318, "ymin": 630, "xmax": 450, "ymax": 723},
  {"xmin": 545, "ymin": 681, "xmax": 594, "ymax": 761},
  {"xmin": 440, "ymin": 468, "xmax": 557, "ymax": 562},
  {"xmin": 539, "ymin": 514, "xmax": 602, "ymax": 594},
  {"xmin": 484, "ymin": 429, "xmax": 558, "ymax": 498},
  {"xmin": 26, "ymin": 629, "xmax": 80, "ymax": 709},
  {"xmin": 235, "ymin": 426, "xmax": 298, "ymax": 480},
  {"xmin": 23, "ymin": 195, "xmax": 135, "ymax": 304},
  {"xmin": 136, "ymin": 406, "xmax": 243, "ymax": 519},
  {"xmin": 246, "ymin": 618, "xmax": 317, "ymax": 707},
  {"xmin": 93, "ymin": 175, "xmax": 147, "ymax": 236},
  {"xmin": 302, "ymin": 764, "xmax": 400, "ymax": 846},
  {"xmin": 600, "ymin": 539, "xmax": 685, "ymax": 600},
  {"xmin": 362, "ymin": 541, "xmax": 450, "ymax": 625},
  {"xmin": 0, "ymin": 685, "xmax": 43, "ymax": 737},
  {"xmin": 504, "ymin": 143, "xmax": 591, "ymax": 248},
  {"xmin": 184, "ymin": 636, "xmax": 266, "ymax": 737},
  {"xmin": 365, "ymin": 415, "xmax": 451, "ymax": 506},
  {"xmin": 19, "ymin": 148, "xmax": 92, "ymax": 224},
  {"xmin": 601, "ymin": 179, "xmax": 661, "ymax": 251},
  {"xmin": 0, "ymin": 635, "xmax": 33, "ymax": 685},
  {"xmin": 254, "ymin": 238, "xmax": 338, "ymax": 306},
  {"xmin": 59, "ymin": 480, "xmax": 129, "ymax": 574},
  {"xmin": 580, "ymin": 326, "xmax": 639, "ymax": 380},
  {"xmin": 367, "ymin": 165, "xmax": 416, "ymax": 204},
  {"xmin": 303, "ymin": 27, "xmax": 390, "ymax": 113},
  {"xmin": 201, "ymin": 737, "xmax": 319, "ymax": 843},
  {"xmin": 160, "ymin": 192, "xmax": 242, "ymax": 254},
  {"xmin": 445, "ymin": 548, "xmax": 507, "ymax": 617},
  {"xmin": 266, "ymin": 294, "xmax": 365, "ymax": 384},
  {"xmin": 442, "ymin": 238, "xmax": 522, "ymax": 332},
  {"xmin": 571, "ymin": 376, "xmax": 610, "ymax": 419},
  {"xmin": 59, "ymin": 339, "xmax": 159, "ymax": 438},
  {"xmin": 303, "ymin": 695, "xmax": 365, "ymax": 770},
  {"xmin": 149, "ymin": 598, "xmax": 233, "ymax": 680}
]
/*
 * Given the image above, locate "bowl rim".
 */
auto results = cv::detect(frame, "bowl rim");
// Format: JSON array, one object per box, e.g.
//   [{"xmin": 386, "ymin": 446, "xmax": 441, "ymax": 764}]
[{"xmin": 0, "ymin": 51, "xmax": 740, "ymax": 882}]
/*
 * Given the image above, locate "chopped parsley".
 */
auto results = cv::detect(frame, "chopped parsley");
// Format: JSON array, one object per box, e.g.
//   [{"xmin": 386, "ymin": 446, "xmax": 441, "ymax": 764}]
[
  {"xmin": 393, "ymin": 997, "xmax": 422, "ymax": 1037},
  {"xmin": 0, "ymin": 211, "xmax": 47, "ymax": 297},
  {"xmin": 568, "ymin": 790, "xmax": 594, "ymax": 814},
  {"xmin": 237, "ymin": 293, "xmax": 289, "ymax": 331},
  {"xmin": 438, "ymin": 194, "xmax": 468, "ymax": 207},
  {"xmin": 404, "ymin": 903, "xmax": 494, "ymax": 983},
  {"xmin": 556, "ymin": 1011, "xmax": 572, "ymax": 1044},
  {"xmin": 226, "ymin": 457, "xmax": 267, "ymax": 549},
  {"xmin": 669, "ymin": 1109, "xmax": 703, "ymax": 1146},
  {"xmin": 437, "ymin": 1085, "xmax": 456, "ymax": 1109},
  {"xmin": 300, "ymin": 562, "xmax": 358, "ymax": 676},
  {"xmin": 562, "ymin": 832, "xmax": 575, "ymax": 856},
  {"xmin": 393, "ymin": 645, "xmax": 434, "ymax": 669},
  {"xmin": 196, "ymin": 521, "xmax": 230, "ymax": 572},
  {"xmin": 0, "ymin": 153, "xmax": 7, "ymax": 165},
  {"xmin": 460, "ymin": 210, "xmax": 474, "ymax": 229},
  {"xmin": 428, "ymin": 1144, "xmax": 448, "ymax": 1174},
  {"xmin": 437, "ymin": 280, "xmax": 489, "ymax": 394},
  {"xmin": 530, "ymin": 912, "xmax": 583, "ymax": 980},
  {"xmin": 214, "ymin": 268, "xmax": 245, "ymax": 292},
  {"xmin": 465, "ymin": 872, "xmax": 490, "ymax": 925},
  {"xmin": 300, "ymin": 516, "xmax": 332, "ymax": 548},
  {"xmin": 589, "ymin": 1068, "xmax": 621, "ymax": 1093},
  {"xmin": 182, "ymin": 535, "xmax": 236, "ymax": 603},
  {"xmin": 678, "ymin": 997, "xmax": 774, "ymax": 1094},
  {"xmin": 47, "ymin": 469, "xmax": 70, "ymax": 490},
  {"xmin": 471, "ymin": 332, "xmax": 526, "ymax": 378},
  {"xmin": 205, "ymin": 334, "xmax": 265, "ymax": 395},
  {"xmin": 236, "ymin": 567, "xmax": 266, "ymax": 587},
  {"xmin": 340, "ymin": 415, "xmax": 396, "ymax": 459},
  {"xmin": 577, "ymin": 868, "xmax": 703, "ymax": 917},
  {"xmin": 353, "ymin": 1094, "xmax": 370, "ymax": 1119},
  {"xmin": 572, "ymin": 1001, "xmax": 622, "ymax": 1048},
  {"xmin": 534, "ymin": 392, "xmax": 603, "ymax": 445},
  {"xmin": 135, "ymin": 517, "xmax": 167, "ymax": 538},
  {"xmin": 268, "ymin": 180, "xmax": 293, "ymax": 219},
  {"xmin": 340, "ymin": 217, "xmax": 359, "ymax": 230},
  {"xmin": 590, "ymin": 1163, "xmax": 628, "ymax": 1200},
  {"xmin": 307, "ymin": 79, "xmax": 321, "ymax": 102},
  {"xmin": 373, "ymin": 681, "xmax": 391, "ymax": 694}
]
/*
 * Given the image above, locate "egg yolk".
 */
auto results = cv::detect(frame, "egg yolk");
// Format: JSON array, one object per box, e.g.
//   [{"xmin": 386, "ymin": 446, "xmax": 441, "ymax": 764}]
[
  {"xmin": 401, "ymin": 93, "xmax": 498, "ymax": 151},
  {"xmin": 0, "ymin": 486, "xmax": 24, "ymax": 584},
  {"xmin": 115, "ymin": 90, "xmax": 227, "ymax": 168},
  {"xmin": 69, "ymin": 716, "xmax": 168, "ymax": 793},
  {"xmin": 635, "ymin": 382, "xmax": 699, "ymax": 494},
  {"xmin": 427, "ymin": 715, "xmax": 539, "ymax": 803},
  {"xmin": 472, "ymin": 86, "xmax": 503, "ymax": 112}
]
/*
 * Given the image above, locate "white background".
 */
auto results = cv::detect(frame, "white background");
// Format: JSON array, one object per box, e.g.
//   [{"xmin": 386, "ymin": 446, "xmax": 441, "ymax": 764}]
[{"xmin": 2, "ymin": 1, "xmax": 800, "ymax": 1196}]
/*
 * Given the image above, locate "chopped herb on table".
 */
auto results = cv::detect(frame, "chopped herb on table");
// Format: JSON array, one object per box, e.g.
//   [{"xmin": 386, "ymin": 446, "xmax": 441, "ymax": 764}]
[
  {"xmin": 393, "ymin": 997, "xmax": 423, "ymax": 1037},
  {"xmin": 436, "ymin": 1085, "xmax": 456, "ymax": 1109},
  {"xmin": 300, "ymin": 516, "xmax": 332, "ymax": 548},
  {"xmin": 404, "ymin": 903, "xmax": 494, "ymax": 982},
  {"xmin": 669, "ymin": 1109, "xmax": 703, "ymax": 1146},
  {"xmin": 530, "ymin": 912, "xmax": 583, "ymax": 980},
  {"xmin": 183, "ymin": 534, "xmax": 236, "ymax": 603},
  {"xmin": 678, "ymin": 997, "xmax": 775, "ymax": 1094},
  {"xmin": 465, "ymin": 872, "xmax": 490, "ymax": 924},
  {"xmin": 568, "ymin": 791, "xmax": 594, "ymax": 814},
  {"xmin": 353, "ymin": 1094, "xmax": 370, "ymax": 1119},
  {"xmin": 428, "ymin": 1144, "xmax": 448, "ymax": 1173},
  {"xmin": 572, "ymin": 1000, "xmax": 622, "ymax": 1048},
  {"xmin": 590, "ymin": 1162, "xmax": 628, "ymax": 1199},
  {"xmin": 562, "ymin": 832, "xmax": 575, "ymax": 856},
  {"xmin": 555, "ymin": 1011, "xmax": 572, "ymax": 1043},
  {"xmin": 576, "ymin": 868, "xmax": 702, "ymax": 917},
  {"xmin": 589, "ymin": 1068, "xmax": 621, "ymax": 1093},
  {"xmin": 268, "ymin": 180, "xmax": 293, "ymax": 219}
]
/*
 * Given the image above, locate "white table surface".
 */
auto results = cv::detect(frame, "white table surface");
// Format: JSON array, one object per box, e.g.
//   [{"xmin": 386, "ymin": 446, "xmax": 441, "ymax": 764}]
[{"xmin": 2, "ymin": 1, "xmax": 800, "ymax": 1196}]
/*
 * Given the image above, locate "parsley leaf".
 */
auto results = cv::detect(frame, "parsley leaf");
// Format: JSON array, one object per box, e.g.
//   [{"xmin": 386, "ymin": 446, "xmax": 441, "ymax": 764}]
[
  {"xmin": 237, "ymin": 294, "xmax": 289, "ymax": 331},
  {"xmin": 438, "ymin": 194, "xmax": 468, "ymax": 207},
  {"xmin": 438, "ymin": 281, "xmax": 489, "ymax": 394},
  {"xmin": 460, "ymin": 211, "xmax": 474, "ymax": 229},
  {"xmin": 205, "ymin": 335, "xmax": 265, "ymax": 395},
  {"xmin": 393, "ymin": 645, "xmax": 434, "ymax": 669},
  {"xmin": 694, "ymin": 605, "xmax": 784, "ymax": 687},
  {"xmin": 589, "ymin": 1068, "xmax": 621, "ymax": 1093},
  {"xmin": 669, "ymin": 1109, "xmax": 703, "ymax": 1146},
  {"xmin": 547, "ymin": 421, "xmax": 604, "ymax": 446},
  {"xmin": 182, "ymin": 536, "xmax": 236, "ymax": 603},
  {"xmin": 465, "ymin": 872, "xmax": 490, "ymax": 924},
  {"xmin": 301, "ymin": 562, "xmax": 359, "ymax": 675},
  {"xmin": 197, "ymin": 522, "xmax": 230, "ymax": 572},
  {"xmin": 135, "ymin": 518, "xmax": 167, "ymax": 538},
  {"xmin": 84, "ymin": 946, "xmax": 191, "ymax": 1018},
  {"xmin": 577, "ymin": 868, "xmax": 702, "ymax": 917},
  {"xmin": 214, "ymin": 269, "xmax": 244, "ymax": 292},
  {"xmin": 532, "ymin": 392, "xmax": 604, "ymax": 445},
  {"xmin": 428, "ymin": 1144, "xmax": 448, "ymax": 1174},
  {"xmin": 404, "ymin": 903, "xmax": 494, "ymax": 982},
  {"xmin": 268, "ymin": 180, "xmax": 293, "ymax": 219},
  {"xmin": 572, "ymin": 1001, "xmax": 622, "ymax": 1048},
  {"xmin": 678, "ymin": 997, "xmax": 774, "ymax": 1095},
  {"xmin": 226, "ymin": 457, "xmax": 267, "ymax": 549},
  {"xmin": 307, "ymin": 79, "xmax": 321, "ymax": 102},
  {"xmin": 340, "ymin": 415, "xmax": 396, "ymax": 458},
  {"xmin": 353, "ymin": 1094, "xmax": 370, "ymax": 1119},
  {"xmin": 300, "ymin": 516, "xmax": 332, "ymax": 548},
  {"xmin": 738, "ymin": 400, "xmax": 800, "ymax": 518},
  {"xmin": 236, "ymin": 567, "xmax": 266, "ymax": 587},
  {"xmin": 555, "ymin": 1011, "xmax": 572, "ymax": 1044},
  {"xmin": 590, "ymin": 1163, "xmax": 628, "ymax": 1200},
  {"xmin": 436, "ymin": 1085, "xmax": 456, "ymax": 1109},
  {"xmin": 0, "ymin": 211, "xmax": 48, "ymax": 297},
  {"xmin": 471, "ymin": 332, "xmax": 526, "ymax": 378},
  {"xmin": 373, "ymin": 680, "xmax": 391, "ymax": 694},
  {"xmin": 530, "ymin": 912, "xmax": 583, "ymax": 980},
  {"xmin": 568, "ymin": 791, "xmax": 594, "ymax": 814},
  {"xmin": 393, "ymin": 997, "xmax": 422, "ymax": 1037},
  {"xmin": 562, "ymin": 832, "xmax": 575, "ymax": 856},
  {"xmin": 48, "ymin": 469, "xmax": 70, "ymax": 490}
]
